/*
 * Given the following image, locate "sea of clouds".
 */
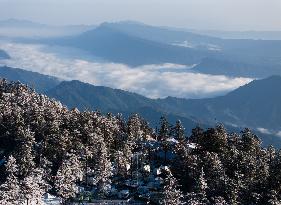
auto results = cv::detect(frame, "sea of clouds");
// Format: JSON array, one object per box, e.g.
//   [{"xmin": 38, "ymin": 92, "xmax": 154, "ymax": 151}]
[{"xmin": 0, "ymin": 42, "xmax": 253, "ymax": 99}]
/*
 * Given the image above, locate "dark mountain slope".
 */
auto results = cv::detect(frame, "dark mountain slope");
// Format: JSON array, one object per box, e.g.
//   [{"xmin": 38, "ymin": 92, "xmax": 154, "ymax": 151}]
[
  {"xmin": 158, "ymin": 76, "xmax": 281, "ymax": 131},
  {"xmin": 0, "ymin": 66, "xmax": 60, "ymax": 92},
  {"xmin": 45, "ymin": 80, "xmax": 201, "ymax": 132},
  {"xmin": 46, "ymin": 80, "xmax": 157, "ymax": 112}
]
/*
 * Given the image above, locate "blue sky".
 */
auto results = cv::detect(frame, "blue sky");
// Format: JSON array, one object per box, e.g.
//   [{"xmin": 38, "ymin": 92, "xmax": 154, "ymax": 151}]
[{"xmin": 0, "ymin": 0, "xmax": 281, "ymax": 30}]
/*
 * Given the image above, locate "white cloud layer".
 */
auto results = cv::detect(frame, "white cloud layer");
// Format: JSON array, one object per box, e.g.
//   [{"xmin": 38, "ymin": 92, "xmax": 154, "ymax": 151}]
[
  {"xmin": 0, "ymin": 42, "xmax": 253, "ymax": 99},
  {"xmin": 257, "ymin": 127, "xmax": 272, "ymax": 135}
]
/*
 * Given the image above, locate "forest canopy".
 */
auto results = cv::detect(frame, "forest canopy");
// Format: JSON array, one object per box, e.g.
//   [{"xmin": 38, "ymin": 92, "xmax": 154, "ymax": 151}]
[{"xmin": 0, "ymin": 79, "xmax": 280, "ymax": 205}]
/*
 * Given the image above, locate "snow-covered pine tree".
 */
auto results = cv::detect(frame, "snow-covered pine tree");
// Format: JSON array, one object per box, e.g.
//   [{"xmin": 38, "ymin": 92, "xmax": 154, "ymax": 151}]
[
  {"xmin": 39, "ymin": 156, "xmax": 52, "ymax": 195},
  {"xmin": 212, "ymin": 196, "xmax": 228, "ymax": 205},
  {"xmin": 189, "ymin": 126, "xmax": 204, "ymax": 144},
  {"xmin": 172, "ymin": 120, "xmax": 185, "ymax": 141},
  {"xmin": 225, "ymin": 171, "xmax": 244, "ymax": 205},
  {"xmin": 114, "ymin": 144, "xmax": 132, "ymax": 178},
  {"xmin": 241, "ymin": 128, "xmax": 261, "ymax": 153},
  {"xmin": 187, "ymin": 168, "xmax": 209, "ymax": 205},
  {"xmin": 55, "ymin": 151, "xmax": 83, "ymax": 203},
  {"xmin": 94, "ymin": 136, "xmax": 113, "ymax": 197},
  {"xmin": 158, "ymin": 116, "xmax": 170, "ymax": 142},
  {"xmin": 160, "ymin": 172, "xmax": 185, "ymax": 205},
  {"xmin": 79, "ymin": 114, "xmax": 101, "ymax": 188},
  {"xmin": 158, "ymin": 117, "xmax": 173, "ymax": 165},
  {"xmin": 198, "ymin": 125, "xmax": 228, "ymax": 153},
  {"xmin": 0, "ymin": 155, "xmax": 20, "ymax": 204},
  {"xmin": 197, "ymin": 168, "xmax": 208, "ymax": 202},
  {"xmin": 101, "ymin": 113, "xmax": 119, "ymax": 151},
  {"xmin": 267, "ymin": 190, "xmax": 281, "ymax": 205},
  {"xmin": 15, "ymin": 126, "xmax": 36, "ymax": 179},
  {"xmin": 20, "ymin": 168, "xmax": 47, "ymax": 205},
  {"xmin": 127, "ymin": 114, "xmax": 144, "ymax": 147},
  {"xmin": 203, "ymin": 152, "xmax": 225, "ymax": 197},
  {"xmin": 113, "ymin": 113, "xmax": 127, "ymax": 150}
]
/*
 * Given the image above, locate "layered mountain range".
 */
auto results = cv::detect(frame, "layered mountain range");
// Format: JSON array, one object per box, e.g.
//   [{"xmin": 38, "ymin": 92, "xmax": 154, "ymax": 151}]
[
  {"xmin": 3, "ymin": 20, "xmax": 281, "ymax": 78},
  {"xmin": 1, "ymin": 20, "xmax": 281, "ymax": 146},
  {"xmin": 30, "ymin": 21, "xmax": 281, "ymax": 79},
  {"xmin": 1, "ymin": 65, "xmax": 281, "ymax": 146}
]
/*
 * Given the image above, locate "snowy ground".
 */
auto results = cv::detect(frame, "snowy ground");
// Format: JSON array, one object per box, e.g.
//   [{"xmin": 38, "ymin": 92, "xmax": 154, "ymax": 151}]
[
  {"xmin": 43, "ymin": 199, "xmax": 61, "ymax": 205},
  {"xmin": 43, "ymin": 194, "xmax": 62, "ymax": 205}
]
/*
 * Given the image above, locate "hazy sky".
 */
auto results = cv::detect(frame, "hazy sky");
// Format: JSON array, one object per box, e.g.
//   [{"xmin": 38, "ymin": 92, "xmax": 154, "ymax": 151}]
[{"xmin": 0, "ymin": 0, "xmax": 281, "ymax": 30}]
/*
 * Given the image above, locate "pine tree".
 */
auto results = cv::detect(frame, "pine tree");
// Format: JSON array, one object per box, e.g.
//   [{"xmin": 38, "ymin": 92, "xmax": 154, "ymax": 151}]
[
  {"xmin": 198, "ymin": 125, "xmax": 227, "ymax": 153},
  {"xmin": 197, "ymin": 168, "xmax": 208, "ymax": 200},
  {"xmin": 127, "ymin": 114, "xmax": 144, "ymax": 147},
  {"xmin": 158, "ymin": 117, "xmax": 172, "ymax": 164},
  {"xmin": 101, "ymin": 113, "xmax": 119, "ymax": 152},
  {"xmin": 267, "ymin": 145, "xmax": 276, "ymax": 166},
  {"xmin": 94, "ymin": 137, "xmax": 113, "ymax": 197},
  {"xmin": 212, "ymin": 196, "xmax": 227, "ymax": 205},
  {"xmin": 241, "ymin": 128, "xmax": 261, "ymax": 153},
  {"xmin": 203, "ymin": 152, "xmax": 226, "ymax": 196},
  {"xmin": 225, "ymin": 171, "xmax": 244, "ymax": 205},
  {"xmin": 0, "ymin": 155, "xmax": 20, "ymax": 204},
  {"xmin": 55, "ymin": 151, "xmax": 83, "ymax": 203},
  {"xmin": 158, "ymin": 116, "xmax": 170, "ymax": 142},
  {"xmin": 81, "ymin": 125, "xmax": 103, "ymax": 188},
  {"xmin": 187, "ymin": 168, "xmax": 209, "ymax": 205},
  {"xmin": 189, "ymin": 126, "xmax": 204, "ymax": 144},
  {"xmin": 40, "ymin": 156, "xmax": 52, "ymax": 190},
  {"xmin": 15, "ymin": 126, "xmax": 36, "ymax": 179},
  {"xmin": 114, "ymin": 143, "xmax": 132, "ymax": 178},
  {"xmin": 160, "ymin": 173, "xmax": 185, "ymax": 205},
  {"xmin": 267, "ymin": 190, "xmax": 281, "ymax": 205},
  {"xmin": 20, "ymin": 168, "xmax": 47, "ymax": 205},
  {"xmin": 114, "ymin": 113, "xmax": 127, "ymax": 150},
  {"xmin": 172, "ymin": 120, "xmax": 185, "ymax": 141}
]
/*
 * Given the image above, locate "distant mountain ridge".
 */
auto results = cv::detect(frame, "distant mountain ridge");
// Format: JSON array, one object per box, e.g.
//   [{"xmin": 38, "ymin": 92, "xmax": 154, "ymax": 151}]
[
  {"xmin": 46, "ymin": 24, "xmax": 210, "ymax": 66},
  {"xmin": 35, "ymin": 21, "xmax": 281, "ymax": 78},
  {"xmin": 100, "ymin": 21, "xmax": 222, "ymax": 46}
]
